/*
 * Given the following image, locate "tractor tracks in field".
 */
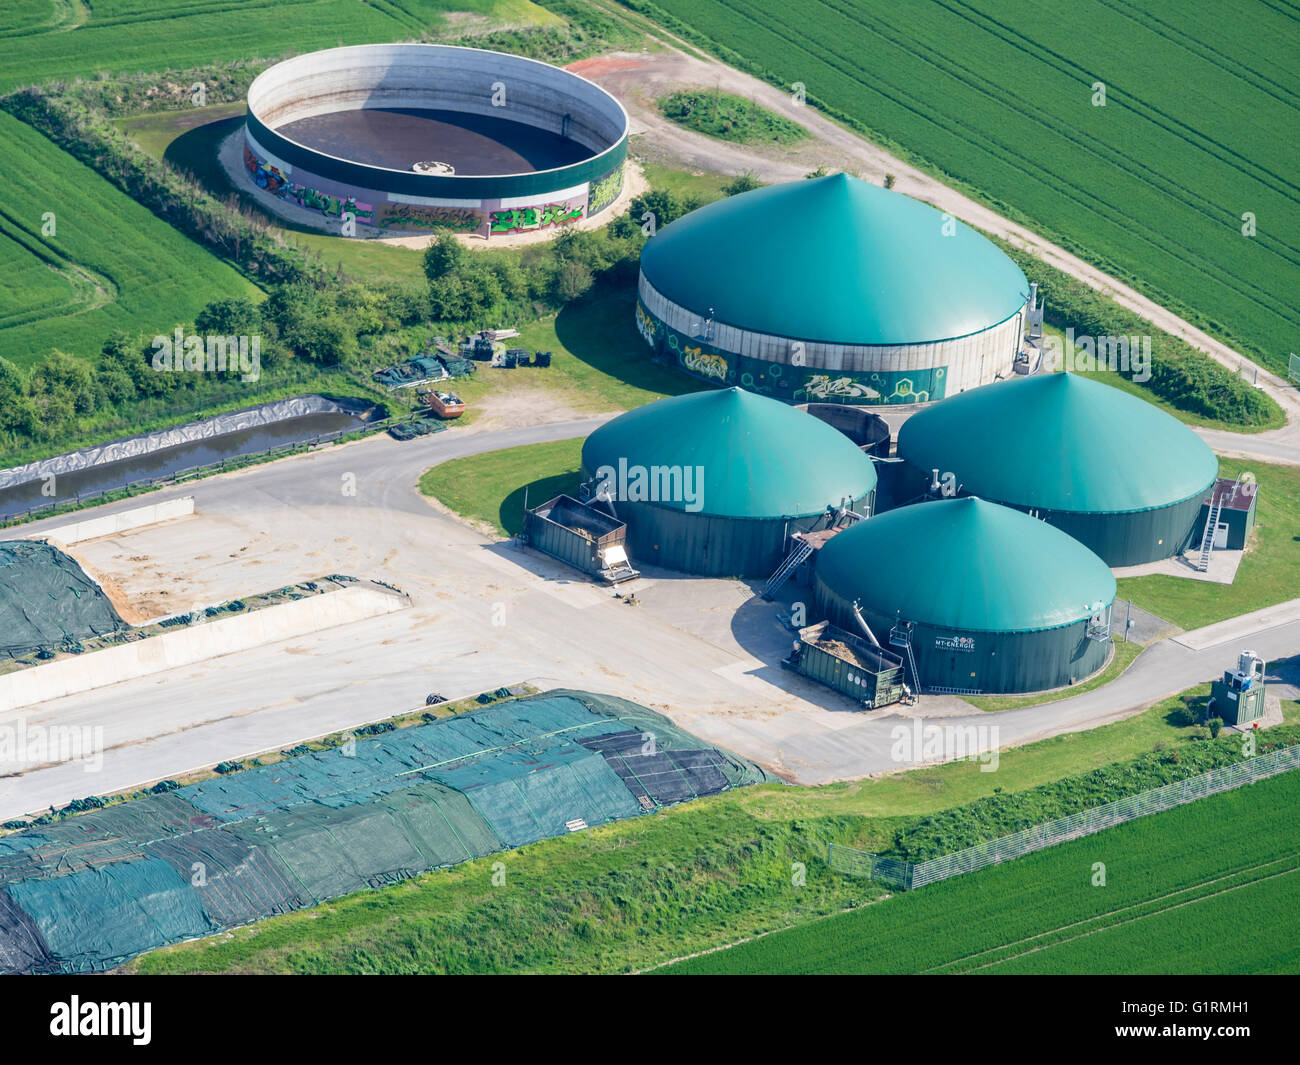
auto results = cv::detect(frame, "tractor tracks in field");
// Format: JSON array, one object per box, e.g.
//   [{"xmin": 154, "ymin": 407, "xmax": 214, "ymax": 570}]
[{"xmin": 926, "ymin": 852, "xmax": 1300, "ymax": 973}]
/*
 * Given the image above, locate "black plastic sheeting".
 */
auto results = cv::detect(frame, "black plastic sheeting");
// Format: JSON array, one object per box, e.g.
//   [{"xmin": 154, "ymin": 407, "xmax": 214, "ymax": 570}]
[
  {"xmin": 0, "ymin": 395, "xmax": 379, "ymax": 491},
  {"xmin": 578, "ymin": 730, "xmax": 732, "ymax": 806}
]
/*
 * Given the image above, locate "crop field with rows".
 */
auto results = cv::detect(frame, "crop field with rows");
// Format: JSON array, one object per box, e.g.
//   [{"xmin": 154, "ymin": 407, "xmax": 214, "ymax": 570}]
[
  {"xmin": 628, "ymin": 0, "xmax": 1300, "ymax": 375},
  {"xmin": 663, "ymin": 767, "xmax": 1300, "ymax": 974},
  {"xmin": 0, "ymin": 112, "xmax": 259, "ymax": 368}
]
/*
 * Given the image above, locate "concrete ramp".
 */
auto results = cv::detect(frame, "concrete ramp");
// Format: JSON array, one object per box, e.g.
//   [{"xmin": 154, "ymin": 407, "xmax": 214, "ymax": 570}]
[{"xmin": 0, "ymin": 585, "xmax": 405, "ymax": 712}]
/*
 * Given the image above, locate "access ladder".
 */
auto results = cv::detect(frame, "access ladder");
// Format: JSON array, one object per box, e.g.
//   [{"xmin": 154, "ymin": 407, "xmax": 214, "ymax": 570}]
[{"xmin": 759, "ymin": 537, "xmax": 814, "ymax": 600}]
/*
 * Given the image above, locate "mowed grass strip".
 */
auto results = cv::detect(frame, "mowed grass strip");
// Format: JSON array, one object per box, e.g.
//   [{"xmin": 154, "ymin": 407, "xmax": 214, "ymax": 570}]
[
  {"xmin": 661, "ymin": 768, "xmax": 1300, "ymax": 974},
  {"xmin": 1117, "ymin": 457, "xmax": 1300, "ymax": 631},
  {"xmin": 632, "ymin": 0, "xmax": 1300, "ymax": 372}
]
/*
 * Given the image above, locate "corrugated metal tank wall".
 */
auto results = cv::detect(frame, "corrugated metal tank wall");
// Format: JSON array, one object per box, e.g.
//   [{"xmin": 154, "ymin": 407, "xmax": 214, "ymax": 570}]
[
  {"xmin": 586, "ymin": 486, "xmax": 874, "ymax": 578},
  {"xmin": 813, "ymin": 581, "xmax": 1111, "ymax": 693}
]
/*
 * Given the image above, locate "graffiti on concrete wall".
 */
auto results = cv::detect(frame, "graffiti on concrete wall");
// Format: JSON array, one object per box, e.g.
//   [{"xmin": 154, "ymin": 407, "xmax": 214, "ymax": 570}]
[
  {"xmin": 489, "ymin": 201, "xmax": 584, "ymax": 235},
  {"xmin": 244, "ymin": 143, "xmax": 374, "ymax": 223},
  {"xmin": 373, "ymin": 202, "xmax": 485, "ymax": 232},
  {"xmin": 588, "ymin": 163, "xmax": 625, "ymax": 217}
]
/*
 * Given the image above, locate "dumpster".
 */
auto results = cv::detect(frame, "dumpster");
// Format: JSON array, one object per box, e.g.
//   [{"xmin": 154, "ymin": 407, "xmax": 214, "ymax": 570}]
[
  {"xmin": 523, "ymin": 495, "xmax": 639, "ymax": 583},
  {"xmin": 786, "ymin": 620, "xmax": 905, "ymax": 709}
]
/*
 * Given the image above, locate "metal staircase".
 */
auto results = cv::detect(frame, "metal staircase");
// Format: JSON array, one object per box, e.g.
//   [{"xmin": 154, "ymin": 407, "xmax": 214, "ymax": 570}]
[
  {"xmin": 760, "ymin": 537, "xmax": 814, "ymax": 599},
  {"xmin": 1197, "ymin": 499, "xmax": 1221, "ymax": 572},
  {"xmin": 888, "ymin": 621, "xmax": 922, "ymax": 693}
]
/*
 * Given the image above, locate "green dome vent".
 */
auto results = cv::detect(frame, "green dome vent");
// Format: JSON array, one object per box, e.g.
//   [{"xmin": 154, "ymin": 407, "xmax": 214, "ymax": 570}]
[
  {"xmin": 582, "ymin": 387, "xmax": 876, "ymax": 520},
  {"xmin": 816, "ymin": 497, "xmax": 1115, "ymax": 634},
  {"xmin": 640, "ymin": 173, "xmax": 1028, "ymax": 346}
]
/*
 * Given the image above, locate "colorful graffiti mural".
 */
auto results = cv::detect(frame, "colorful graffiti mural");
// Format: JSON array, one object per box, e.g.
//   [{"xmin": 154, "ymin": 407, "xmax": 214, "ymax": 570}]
[
  {"xmin": 646, "ymin": 308, "xmax": 948, "ymax": 405},
  {"xmin": 635, "ymin": 302, "xmax": 660, "ymax": 347},
  {"xmin": 244, "ymin": 145, "xmax": 374, "ymax": 223},
  {"xmin": 374, "ymin": 202, "xmax": 485, "ymax": 231},
  {"xmin": 588, "ymin": 163, "xmax": 625, "ymax": 216},
  {"xmin": 489, "ymin": 201, "xmax": 584, "ymax": 235}
]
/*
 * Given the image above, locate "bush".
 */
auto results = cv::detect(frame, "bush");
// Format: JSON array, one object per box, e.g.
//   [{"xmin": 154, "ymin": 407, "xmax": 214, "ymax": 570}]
[{"xmin": 1208, "ymin": 717, "xmax": 1223, "ymax": 738}]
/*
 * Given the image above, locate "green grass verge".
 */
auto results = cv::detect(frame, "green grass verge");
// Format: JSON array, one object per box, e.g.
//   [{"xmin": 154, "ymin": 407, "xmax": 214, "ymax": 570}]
[
  {"xmin": 419, "ymin": 437, "xmax": 582, "ymax": 537},
  {"xmin": 965, "ymin": 639, "xmax": 1145, "ymax": 713},
  {"xmin": 1118, "ymin": 457, "xmax": 1300, "ymax": 631},
  {"xmin": 660, "ymin": 768, "xmax": 1300, "ymax": 974},
  {"xmin": 657, "ymin": 89, "xmax": 808, "ymax": 145}
]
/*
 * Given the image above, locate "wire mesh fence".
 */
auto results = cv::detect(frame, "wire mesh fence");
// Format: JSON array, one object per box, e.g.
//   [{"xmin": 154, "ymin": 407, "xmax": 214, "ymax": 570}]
[{"xmin": 829, "ymin": 744, "xmax": 1300, "ymax": 892}]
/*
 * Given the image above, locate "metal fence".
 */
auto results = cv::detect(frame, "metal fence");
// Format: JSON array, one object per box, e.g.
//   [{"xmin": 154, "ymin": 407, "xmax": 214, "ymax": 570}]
[
  {"xmin": 1290, "ymin": 352, "xmax": 1300, "ymax": 384},
  {"xmin": 830, "ymin": 744, "xmax": 1300, "ymax": 891},
  {"xmin": 826, "ymin": 845, "xmax": 913, "ymax": 890}
]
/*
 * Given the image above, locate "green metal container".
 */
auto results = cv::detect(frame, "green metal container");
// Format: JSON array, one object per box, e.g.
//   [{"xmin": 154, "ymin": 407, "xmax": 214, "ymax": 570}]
[{"xmin": 788, "ymin": 620, "xmax": 905, "ymax": 709}]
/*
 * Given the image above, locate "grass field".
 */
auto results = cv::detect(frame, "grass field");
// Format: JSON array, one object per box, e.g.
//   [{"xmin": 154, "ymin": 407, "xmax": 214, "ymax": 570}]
[
  {"xmin": 628, "ymin": 0, "xmax": 1300, "ymax": 376},
  {"xmin": 0, "ymin": 110, "xmax": 260, "ymax": 368},
  {"xmin": 1118, "ymin": 457, "xmax": 1300, "ymax": 630},
  {"xmin": 128, "ymin": 691, "xmax": 1299, "ymax": 973},
  {"xmin": 661, "ymin": 768, "xmax": 1300, "ymax": 974},
  {"xmin": 0, "ymin": 1, "xmax": 541, "ymax": 93}
]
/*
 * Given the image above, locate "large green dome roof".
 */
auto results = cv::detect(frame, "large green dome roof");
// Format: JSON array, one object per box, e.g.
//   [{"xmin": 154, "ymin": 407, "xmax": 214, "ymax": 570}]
[
  {"xmin": 816, "ymin": 497, "xmax": 1115, "ymax": 632},
  {"xmin": 639, "ymin": 173, "xmax": 1028, "ymax": 346},
  {"xmin": 897, "ymin": 374, "xmax": 1218, "ymax": 513},
  {"xmin": 581, "ymin": 388, "xmax": 877, "ymax": 519}
]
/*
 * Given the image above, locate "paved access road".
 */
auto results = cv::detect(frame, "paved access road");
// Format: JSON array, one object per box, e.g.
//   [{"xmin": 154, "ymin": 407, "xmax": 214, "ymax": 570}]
[{"xmin": 2, "ymin": 419, "xmax": 1298, "ymax": 817}]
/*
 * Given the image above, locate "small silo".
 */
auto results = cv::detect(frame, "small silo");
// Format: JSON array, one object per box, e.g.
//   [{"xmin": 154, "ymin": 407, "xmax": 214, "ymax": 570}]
[
  {"xmin": 580, "ymin": 388, "xmax": 878, "ymax": 577},
  {"xmin": 896, "ymin": 373, "xmax": 1219, "ymax": 566},
  {"xmin": 813, "ymin": 497, "xmax": 1116, "ymax": 694}
]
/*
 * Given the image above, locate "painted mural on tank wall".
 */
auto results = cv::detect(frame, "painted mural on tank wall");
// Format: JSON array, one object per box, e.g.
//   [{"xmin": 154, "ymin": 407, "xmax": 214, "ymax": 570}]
[
  {"xmin": 587, "ymin": 162, "xmax": 625, "ymax": 217},
  {"xmin": 639, "ymin": 300, "xmax": 949, "ymax": 405},
  {"xmin": 244, "ymin": 144, "xmax": 375, "ymax": 223},
  {"xmin": 489, "ymin": 199, "xmax": 585, "ymax": 235}
]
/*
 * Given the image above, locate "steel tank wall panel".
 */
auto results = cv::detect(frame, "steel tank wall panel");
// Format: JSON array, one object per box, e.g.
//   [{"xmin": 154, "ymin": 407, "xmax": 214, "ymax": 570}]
[{"xmin": 814, "ymin": 583, "xmax": 1110, "ymax": 693}]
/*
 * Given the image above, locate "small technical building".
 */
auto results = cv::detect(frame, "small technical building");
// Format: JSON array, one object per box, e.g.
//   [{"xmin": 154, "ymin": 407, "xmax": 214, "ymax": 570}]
[
  {"xmin": 1197, "ymin": 476, "xmax": 1258, "ymax": 551},
  {"xmin": 896, "ymin": 373, "xmax": 1219, "ymax": 566},
  {"xmin": 579, "ymin": 388, "xmax": 878, "ymax": 577},
  {"xmin": 1210, "ymin": 651, "xmax": 1267, "ymax": 726},
  {"xmin": 812, "ymin": 497, "xmax": 1117, "ymax": 694}
]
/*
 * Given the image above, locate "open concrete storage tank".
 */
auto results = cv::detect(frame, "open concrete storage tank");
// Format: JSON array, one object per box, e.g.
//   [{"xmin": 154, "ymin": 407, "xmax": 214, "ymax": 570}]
[
  {"xmin": 580, "ymin": 388, "xmax": 878, "ymax": 577},
  {"xmin": 635, "ymin": 173, "xmax": 1029, "ymax": 406},
  {"xmin": 813, "ymin": 497, "xmax": 1116, "ymax": 694},
  {"xmin": 896, "ymin": 373, "xmax": 1219, "ymax": 566}
]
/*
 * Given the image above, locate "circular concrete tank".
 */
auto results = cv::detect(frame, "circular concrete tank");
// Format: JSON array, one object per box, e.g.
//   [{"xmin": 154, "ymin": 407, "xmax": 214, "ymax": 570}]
[{"xmin": 243, "ymin": 44, "xmax": 629, "ymax": 237}]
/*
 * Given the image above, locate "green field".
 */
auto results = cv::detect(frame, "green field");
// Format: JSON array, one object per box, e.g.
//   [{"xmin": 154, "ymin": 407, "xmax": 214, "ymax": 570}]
[
  {"xmin": 627, "ymin": 0, "xmax": 1300, "ymax": 375},
  {"xmin": 662, "ymin": 767, "xmax": 1300, "ymax": 974},
  {"xmin": 0, "ymin": 1, "xmax": 511, "ymax": 93},
  {"xmin": 0, "ymin": 110, "xmax": 260, "ymax": 368}
]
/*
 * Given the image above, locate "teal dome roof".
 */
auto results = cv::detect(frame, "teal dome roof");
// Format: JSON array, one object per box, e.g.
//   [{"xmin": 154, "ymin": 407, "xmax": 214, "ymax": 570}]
[
  {"xmin": 817, "ymin": 497, "xmax": 1115, "ymax": 632},
  {"xmin": 897, "ymin": 374, "xmax": 1218, "ymax": 513},
  {"xmin": 639, "ymin": 173, "xmax": 1028, "ymax": 345},
  {"xmin": 581, "ymin": 388, "xmax": 877, "ymax": 519}
]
